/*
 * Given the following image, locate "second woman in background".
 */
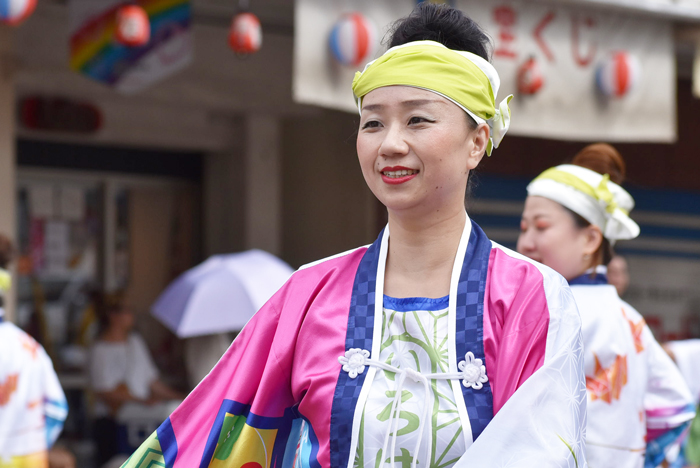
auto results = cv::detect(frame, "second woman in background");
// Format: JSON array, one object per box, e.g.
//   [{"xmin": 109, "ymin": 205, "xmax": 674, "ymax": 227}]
[{"xmin": 517, "ymin": 143, "xmax": 695, "ymax": 468}]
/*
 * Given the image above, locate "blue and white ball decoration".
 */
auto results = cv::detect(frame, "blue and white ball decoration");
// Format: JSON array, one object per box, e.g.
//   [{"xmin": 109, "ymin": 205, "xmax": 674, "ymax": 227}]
[
  {"xmin": 596, "ymin": 51, "xmax": 641, "ymax": 99},
  {"xmin": 329, "ymin": 12, "xmax": 377, "ymax": 67},
  {"xmin": 0, "ymin": 0, "xmax": 37, "ymax": 26}
]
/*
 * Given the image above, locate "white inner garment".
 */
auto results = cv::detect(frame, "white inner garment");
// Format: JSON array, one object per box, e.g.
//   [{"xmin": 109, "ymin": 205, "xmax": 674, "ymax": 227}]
[{"xmin": 358, "ymin": 300, "xmax": 467, "ymax": 468}]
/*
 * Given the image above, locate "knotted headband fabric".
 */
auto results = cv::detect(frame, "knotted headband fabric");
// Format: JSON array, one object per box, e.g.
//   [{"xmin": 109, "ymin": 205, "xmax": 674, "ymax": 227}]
[
  {"xmin": 351, "ymin": 40, "xmax": 513, "ymax": 156},
  {"xmin": 527, "ymin": 164, "xmax": 640, "ymax": 242}
]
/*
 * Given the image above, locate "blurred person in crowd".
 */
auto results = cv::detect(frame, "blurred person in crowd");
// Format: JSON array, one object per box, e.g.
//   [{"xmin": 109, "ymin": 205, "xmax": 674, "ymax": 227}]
[
  {"xmin": 123, "ymin": 4, "xmax": 587, "ymax": 468},
  {"xmin": 89, "ymin": 294, "xmax": 183, "ymax": 467},
  {"xmin": 517, "ymin": 143, "xmax": 694, "ymax": 468},
  {"xmin": 684, "ymin": 410, "xmax": 700, "ymax": 468},
  {"xmin": 0, "ymin": 234, "xmax": 70, "ymax": 468},
  {"xmin": 664, "ymin": 340, "xmax": 700, "ymax": 404},
  {"xmin": 608, "ymin": 255, "xmax": 630, "ymax": 297}
]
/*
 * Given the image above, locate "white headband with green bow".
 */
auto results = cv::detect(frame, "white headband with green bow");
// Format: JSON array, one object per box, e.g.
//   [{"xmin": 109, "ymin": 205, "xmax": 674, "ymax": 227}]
[{"xmin": 527, "ymin": 164, "xmax": 640, "ymax": 242}]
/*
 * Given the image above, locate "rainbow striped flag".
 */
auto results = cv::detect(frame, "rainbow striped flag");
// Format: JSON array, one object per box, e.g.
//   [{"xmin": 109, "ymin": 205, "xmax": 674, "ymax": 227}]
[{"xmin": 69, "ymin": 0, "xmax": 192, "ymax": 93}]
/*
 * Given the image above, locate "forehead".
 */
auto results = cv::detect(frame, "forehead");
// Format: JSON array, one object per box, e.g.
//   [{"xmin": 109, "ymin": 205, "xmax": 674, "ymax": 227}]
[
  {"xmin": 523, "ymin": 195, "xmax": 568, "ymax": 217},
  {"xmin": 361, "ymin": 85, "xmax": 456, "ymax": 111}
]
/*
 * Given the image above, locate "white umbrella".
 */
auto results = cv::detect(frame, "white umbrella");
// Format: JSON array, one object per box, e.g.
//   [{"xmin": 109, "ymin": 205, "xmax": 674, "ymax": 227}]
[{"xmin": 151, "ymin": 249, "xmax": 294, "ymax": 338}]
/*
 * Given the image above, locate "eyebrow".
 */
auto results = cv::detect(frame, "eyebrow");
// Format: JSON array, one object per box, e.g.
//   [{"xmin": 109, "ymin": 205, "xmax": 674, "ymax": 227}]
[{"xmin": 362, "ymin": 99, "xmax": 446, "ymax": 112}]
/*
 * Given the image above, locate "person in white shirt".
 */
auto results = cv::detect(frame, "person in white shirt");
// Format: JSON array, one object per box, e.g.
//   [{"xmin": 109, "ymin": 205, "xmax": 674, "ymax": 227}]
[{"xmin": 89, "ymin": 295, "xmax": 182, "ymax": 466}]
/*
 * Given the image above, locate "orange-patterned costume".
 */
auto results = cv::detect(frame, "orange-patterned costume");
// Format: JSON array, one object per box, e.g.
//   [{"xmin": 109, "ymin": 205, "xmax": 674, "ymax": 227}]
[
  {"xmin": 0, "ymin": 310, "xmax": 68, "ymax": 468},
  {"xmin": 571, "ymin": 272, "xmax": 695, "ymax": 468}
]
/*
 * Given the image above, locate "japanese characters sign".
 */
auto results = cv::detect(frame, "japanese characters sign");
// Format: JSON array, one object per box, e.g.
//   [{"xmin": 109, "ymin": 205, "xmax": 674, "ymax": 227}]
[{"xmin": 294, "ymin": 0, "xmax": 675, "ymax": 142}]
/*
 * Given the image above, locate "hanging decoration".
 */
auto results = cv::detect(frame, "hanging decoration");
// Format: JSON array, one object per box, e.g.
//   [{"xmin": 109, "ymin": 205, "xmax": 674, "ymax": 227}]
[
  {"xmin": 70, "ymin": 0, "xmax": 193, "ymax": 94},
  {"xmin": 329, "ymin": 12, "xmax": 377, "ymax": 67},
  {"xmin": 0, "ymin": 0, "xmax": 37, "ymax": 26},
  {"xmin": 228, "ymin": 12, "xmax": 262, "ymax": 55},
  {"xmin": 596, "ymin": 51, "xmax": 641, "ymax": 98},
  {"xmin": 516, "ymin": 56, "xmax": 544, "ymax": 95},
  {"xmin": 115, "ymin": 4, "xmax": 150, "ymax": 47}
]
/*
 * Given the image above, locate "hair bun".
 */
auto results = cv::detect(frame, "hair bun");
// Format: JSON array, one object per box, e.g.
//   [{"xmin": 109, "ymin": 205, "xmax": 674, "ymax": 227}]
[
  {"xmin": 571, "ymin": 143, "xmax": 626, "ymax": 185},
  {"xmin": 388, "ymin": 3, "xmax": 491, "ymax": 61}
]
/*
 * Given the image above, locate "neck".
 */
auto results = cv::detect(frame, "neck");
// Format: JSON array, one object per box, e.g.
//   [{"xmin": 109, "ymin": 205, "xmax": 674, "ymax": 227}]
[
  {"xmin": 102, "ymin": 328, "xmax": 129, "ymax": 342},
  {"xmin": 383, "ymin": 204, "xmax": 467, "ymax": 298}
]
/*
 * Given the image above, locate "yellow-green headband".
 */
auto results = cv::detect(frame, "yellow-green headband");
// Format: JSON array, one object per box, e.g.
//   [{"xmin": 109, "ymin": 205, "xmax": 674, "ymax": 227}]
[
  {"xmin": 352, "ymin": 40, "xmax": 513, "ymax": 156},
  {"xmin": 0, "ymin": 268, "xmax": 10, "ymax": 294}
]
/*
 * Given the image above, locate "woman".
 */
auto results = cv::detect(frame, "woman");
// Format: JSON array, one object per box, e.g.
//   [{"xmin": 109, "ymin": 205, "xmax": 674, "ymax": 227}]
[
  {"xmin": 90, "ymin": 295, "xmax": 183, "ymax": 467},
  {"xmin": 0, "ymin": 234, "xmax": 69, "ymax": 468},
  {"xmin": 517, "ymin": 144, "xmax": 695, "ymax": 468},
  {"xmin": 123, "ymin": 5, "xmax": 586, "ymax": 468}
]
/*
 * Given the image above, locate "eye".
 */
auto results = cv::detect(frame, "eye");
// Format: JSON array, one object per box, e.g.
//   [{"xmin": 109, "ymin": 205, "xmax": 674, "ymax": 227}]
[
  {"xmin": 535, "ymin": 221, "xmax": 550, "ymax": 231},
  {"xmin": 520, "ymin": 221, "xmax": 527, "ymax": 232},
  {"xmin": 361, "ymin": 120, "xmax": 381, "ymax": 130},
  {"xmin": 408, "ymin": 116, "xmax": 433, "ymax": 125}
]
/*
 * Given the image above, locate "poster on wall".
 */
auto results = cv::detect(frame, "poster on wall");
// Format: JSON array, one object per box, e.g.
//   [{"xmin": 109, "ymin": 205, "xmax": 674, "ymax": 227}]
[
  {"xmin": 293, "ymin": 0, "xmax": 676, "ymax": 142},
  {"xmin": 69, "ymin": 0, "xmax": 193, "ymax": 94}
]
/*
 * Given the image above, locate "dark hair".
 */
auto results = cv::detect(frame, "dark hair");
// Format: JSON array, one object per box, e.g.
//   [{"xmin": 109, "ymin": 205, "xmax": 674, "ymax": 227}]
[
  {"xmin": 567, "ymin": 143, "xmax": 627, "ymax": 266},
  {"xmin": 388, "ymin": 3, "xmax": 493, "ymax": 132},
  {"xmin": 0, "ymin": 234, "xmax": 15, "ymax": 270},
  {"xmin": 388, "ymin": 3, "xmax": 492, "ymax": 61},
  {"xmin": 93, "ymin": 291, "xmax": 126, "ymax": 336}
]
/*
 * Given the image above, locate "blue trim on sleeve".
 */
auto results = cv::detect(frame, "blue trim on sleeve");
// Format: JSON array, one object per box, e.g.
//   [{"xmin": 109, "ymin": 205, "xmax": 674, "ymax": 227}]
[
  {"xmin": 645, "ymin": 420, "xmax": 692, "ymax": 468},
  {"xmin": 157, "ymin": 417, "xmax": 178, "ymax": 468},
  {"xmin": 383, "ymin": 295, "xmax": 449, "ymax": 312}
]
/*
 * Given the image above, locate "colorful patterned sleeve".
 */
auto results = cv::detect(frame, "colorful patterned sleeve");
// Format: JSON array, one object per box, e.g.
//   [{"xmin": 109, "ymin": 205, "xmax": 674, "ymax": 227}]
[
  {"xmin": 640, "ymin": 314, "xmax": 696, "ymax": 467},
  {"xmin": 121, "ymin": 285, "xmax": 296, "ymax": 468},
  {"xmin": 121, "ymin": 246, "xmax": 365, "ymax": 468}
]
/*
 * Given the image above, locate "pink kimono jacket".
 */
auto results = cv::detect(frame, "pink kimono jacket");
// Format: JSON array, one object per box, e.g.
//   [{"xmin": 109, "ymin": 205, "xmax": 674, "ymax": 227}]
[{"xmin": 123, "ymin": 219, "xmax": 587, "ymax": 468}]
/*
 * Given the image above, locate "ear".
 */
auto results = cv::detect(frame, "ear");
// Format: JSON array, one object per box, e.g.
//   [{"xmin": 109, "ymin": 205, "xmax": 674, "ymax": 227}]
[
  {"xmin": 466, "ymin": 123, "xmax": 489, "ymax": 170},
  {"xmin": 582, "ymin": 225, "xmax": 604, "ymax": 257}
]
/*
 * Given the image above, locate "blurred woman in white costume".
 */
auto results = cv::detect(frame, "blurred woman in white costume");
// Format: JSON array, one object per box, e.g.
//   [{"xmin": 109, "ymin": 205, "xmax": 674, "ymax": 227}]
[
  {"xmin": 0, "ymin": 234, "xmax": 69, "ymax": 468},
  {"xmin": 517, "ymin": 144, "xmax": 695, "ymax": 468}
]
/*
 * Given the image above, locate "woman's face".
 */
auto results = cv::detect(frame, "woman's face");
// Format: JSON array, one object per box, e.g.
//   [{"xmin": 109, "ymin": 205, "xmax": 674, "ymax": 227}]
[
  {"xmin": 517, "ymin": 196, "xmax": 602, "ymax": 281},
  {"xmin": 356, "ymin": 86, "xmax": 487, "ymax": 217},
  {"xmin": 109, "ymin": 307, "xmax": 134, "ymax": 333}
]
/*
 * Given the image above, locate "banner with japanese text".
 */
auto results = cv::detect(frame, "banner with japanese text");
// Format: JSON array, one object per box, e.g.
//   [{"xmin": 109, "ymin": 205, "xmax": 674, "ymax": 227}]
[{"xmin": 294, "ymin": 0, "xmax": 675, "ymax": 142}]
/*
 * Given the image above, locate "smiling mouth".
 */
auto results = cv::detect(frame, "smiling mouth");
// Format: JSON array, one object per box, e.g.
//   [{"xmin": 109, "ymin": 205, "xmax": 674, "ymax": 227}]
[{"xmin": 381, "ymin": 169, "xmax": 419, "ymax": 178}]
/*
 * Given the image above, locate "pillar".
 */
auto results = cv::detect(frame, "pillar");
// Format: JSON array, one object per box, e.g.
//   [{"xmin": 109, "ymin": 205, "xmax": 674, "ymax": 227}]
[
  {"xmin": 0, "ymin": 27, "xmax": 16, "ymax": 320},
  {"xmin": 244, "ymin": 114, "xmax": 281, "ymax": 255}
]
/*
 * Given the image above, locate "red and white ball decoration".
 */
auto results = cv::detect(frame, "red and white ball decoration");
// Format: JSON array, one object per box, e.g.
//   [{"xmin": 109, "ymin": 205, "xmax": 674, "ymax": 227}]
[
  {"xmin": 329, "ymin": 12, "xmax": 377, "ymax": 67},
  {"xmin": 516, "ymin": 57, "xmax": 544, "ymax": 95},
  {"xmin": 596, "ymin": 51, "xmax": 641, "ymax": 98},
  {"xmin": 0, "ymin": 0, "xmax": 37, "ymax": 26},
  {"xmin": 229, "ymin": 12, "xmax": 262, "ymax": 55},
  {"xmin": 115, "ymin": 5, "xmax": 151, "ymax": 47}
]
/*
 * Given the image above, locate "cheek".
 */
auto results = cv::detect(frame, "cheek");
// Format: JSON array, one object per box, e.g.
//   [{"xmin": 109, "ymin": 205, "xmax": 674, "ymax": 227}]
[
  {"xmin": 356, "ymin": 137, "xmax": 377, "ymax": 173},
  {"xmin": 531, "ymin": 229, "xmax": 569, "ymax": 260}
]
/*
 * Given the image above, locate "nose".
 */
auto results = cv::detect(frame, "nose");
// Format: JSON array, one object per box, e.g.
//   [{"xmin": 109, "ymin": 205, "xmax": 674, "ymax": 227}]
[
  {"xmin": 516, "ymin": 229, "xmax": 534, "ymax": 255},
  {"xmin": 378, "ymin": 123, "xmax": 409, "ymax": 158}
]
